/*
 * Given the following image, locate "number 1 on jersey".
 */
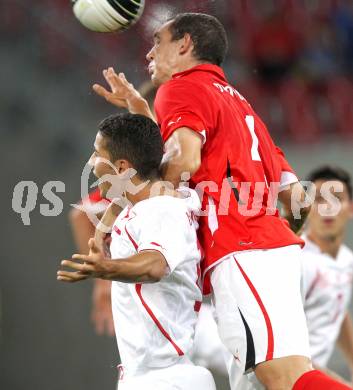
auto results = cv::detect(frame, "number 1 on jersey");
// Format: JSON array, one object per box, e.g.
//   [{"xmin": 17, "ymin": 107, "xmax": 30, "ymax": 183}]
[{"xmin": 245, "ymin": 115, "xmax": 261, "ymax": 162}]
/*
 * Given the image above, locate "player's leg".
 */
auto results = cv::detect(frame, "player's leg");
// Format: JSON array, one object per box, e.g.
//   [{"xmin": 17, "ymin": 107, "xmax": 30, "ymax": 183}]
[
  {"xmin": 210, "ymin": 259, "xmax": 260, "ymax": 390},
  {"xmin": 191, "ymin": 300, "xmax": 229, "ymax": 377},
  {"xmin": 211, "ymin": 245, "xmax": 350, "ymax": 389}
]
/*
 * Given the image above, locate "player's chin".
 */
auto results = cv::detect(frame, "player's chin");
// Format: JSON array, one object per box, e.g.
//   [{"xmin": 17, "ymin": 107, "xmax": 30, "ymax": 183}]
[
  {"xmin": 321, "ymin": 226, "xmax": 338, "ymax": 238},
  {"xmin": 150, "ymin": 73, "xmax": 161, "ymax": 87},
  {"xmin": 150, "ymin": 71, "xmax": 167, "ymax": 87}
]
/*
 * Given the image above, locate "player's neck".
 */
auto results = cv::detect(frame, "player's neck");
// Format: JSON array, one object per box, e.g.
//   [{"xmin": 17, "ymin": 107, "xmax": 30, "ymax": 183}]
[
  {"xmin": 307, "ymin": 232, "xmax": 344, "ymax": 259},
  {"xmin": 126, "ymin": 179, "xmax": 177, "ymax": 205},
  {"xmin": 173, "ymin": 59, "xmax": 211, "ymax": 76}
]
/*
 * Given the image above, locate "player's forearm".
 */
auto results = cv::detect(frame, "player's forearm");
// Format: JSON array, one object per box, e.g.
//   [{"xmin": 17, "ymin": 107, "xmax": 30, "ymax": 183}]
[
  {"xmin": 279, "ymin": 182, "xmax": 311, "ymax": 233},
  {"xmin": 282, "ymin": 205, "xmax": 310, "ymax": 233},
  {"xmin": 101, "ymin": 252, "xmax": 167, "ymax": 283},
  {"xmin": 160, "ymin": 127, "xmax": 202, "ymax": 188},
  {"xmin": 161, "ymin": 156, "xmax": 200, "ymax": 188},
  {"xmin": 337, "ymin": 313, "xmax": 353, "ymax": 369},
  {"xmin": 95, "ymin": 202, "xmax": 122, "ymax": 249},
  {"xmin": 128, "ymin": 98, "xmax": 155, "ymax": 122}
]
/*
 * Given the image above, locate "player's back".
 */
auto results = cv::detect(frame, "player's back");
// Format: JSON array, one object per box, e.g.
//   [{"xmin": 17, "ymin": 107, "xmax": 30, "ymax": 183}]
[{"xmin": 157, "ymin": 65, "xmax": 303, "ymax": 272}]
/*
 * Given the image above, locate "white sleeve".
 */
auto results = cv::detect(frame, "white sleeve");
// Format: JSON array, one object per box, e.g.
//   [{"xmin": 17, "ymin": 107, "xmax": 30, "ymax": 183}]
[
  {"xmin": 134, "ymin": 209, "xmax": 193, "ymax": 273},
  {"xmin": 279, "ymin": 171, "xmax": 298, "ymax": 191}
]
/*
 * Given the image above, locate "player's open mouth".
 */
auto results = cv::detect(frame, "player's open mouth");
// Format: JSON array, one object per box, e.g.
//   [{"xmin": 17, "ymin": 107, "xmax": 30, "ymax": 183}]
[{"xmin": 148, "ymin": 64, "xmax": 155, "ymax": 75}]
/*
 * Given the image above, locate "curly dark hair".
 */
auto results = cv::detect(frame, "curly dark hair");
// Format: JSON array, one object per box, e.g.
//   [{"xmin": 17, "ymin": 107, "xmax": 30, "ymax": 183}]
[{"xmin": 98, "ymin": 113, "xmax": 163, "ymax": 180}]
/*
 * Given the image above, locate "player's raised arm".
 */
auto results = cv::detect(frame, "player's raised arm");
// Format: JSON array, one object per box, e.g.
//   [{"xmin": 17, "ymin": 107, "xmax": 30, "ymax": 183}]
[
  {"xmin": 161, "ymin": 127, "xmax": 202, "ymax": 188},
  {"xmin": 94, "ymin": 201, "xmax": 122, "ymax": 251},
  {"xmin": 58, "ymin": 238, "xmax": 168, "ymax": 284},
  {"xmin": 93, "ymin": 67, "xmax": 155, "ymax": 121}
]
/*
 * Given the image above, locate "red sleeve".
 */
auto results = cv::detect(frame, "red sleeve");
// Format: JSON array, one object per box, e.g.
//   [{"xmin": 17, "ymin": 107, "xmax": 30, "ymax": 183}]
[
  {"xmin": 155, "ymin": 80, "xmax": 208, "ymax": 143},
  {"xmin": 80, "ymin": 189, "xmax": 110, "ymax": 204},
  {"xmin": 276, "ymin": 146, "xmax": 296, "ymax": 175}
]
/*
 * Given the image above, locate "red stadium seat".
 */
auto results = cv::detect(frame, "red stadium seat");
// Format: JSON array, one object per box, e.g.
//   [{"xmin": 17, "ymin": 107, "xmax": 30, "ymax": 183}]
[
  {"xmin": 326, "ymin": 77, "xmax": 353, "ymax": 139},
  {"xmin": 279, "ymin": 79, "xmax": 322, "ymax": 143}
]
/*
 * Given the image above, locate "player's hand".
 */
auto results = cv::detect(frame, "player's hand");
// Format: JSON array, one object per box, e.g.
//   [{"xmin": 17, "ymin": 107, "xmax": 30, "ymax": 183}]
[
  {"xmin": 91, "ymin": 279, "xmax": 115, "ymax": 336},
  {"xmin": 57, "ymin": 238, "xmax": 109, "ymax": 282},
  {"xmin": 93, "ymin": 67, "xmax": 154, "ymax": 119}
]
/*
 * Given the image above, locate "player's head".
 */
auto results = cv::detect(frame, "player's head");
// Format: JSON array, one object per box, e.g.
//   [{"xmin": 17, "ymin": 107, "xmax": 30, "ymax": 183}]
[
  {"xmin": 306, "ymin": 165, "xmax": 353, "ymax": 240},
  {"xmin": 89, "ymin": 113, "xmax": 163, "ymax": 198},
  {"xmin": 146, "ymin": 13, "xmax": 228, "ymax": 86}
]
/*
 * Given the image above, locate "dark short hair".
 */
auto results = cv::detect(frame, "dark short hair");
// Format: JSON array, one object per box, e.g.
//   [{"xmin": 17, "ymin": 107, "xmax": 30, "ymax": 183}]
[
  {"xmin": 169, "ymin": 13, "xmax": 228, "ymax": 66},
  {"xmin": 98, "ymin": 113, "xmax": 163, "ymax": 180},
  {"xmin": 306, "ymin": 165, "xmax": 352, "ymax": 199}
]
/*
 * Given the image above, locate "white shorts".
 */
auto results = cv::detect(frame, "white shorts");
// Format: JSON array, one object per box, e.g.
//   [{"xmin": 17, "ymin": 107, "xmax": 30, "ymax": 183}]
[
  {"xmin": 117, "ymin": 363, "xmax": 216, "ymax": 390},
  {"xmin": 190, "ymin": 301, "xmax": 229, "ymax": 376},
  {"xmin": 211, "ymin": 245, "xmax": 310, "ymax": 388}
]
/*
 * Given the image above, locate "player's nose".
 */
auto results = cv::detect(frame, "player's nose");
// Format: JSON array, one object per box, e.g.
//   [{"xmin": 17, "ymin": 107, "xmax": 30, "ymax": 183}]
[{"xmin": 146, "ymin": 47, "xmax": 154, "ymax": 62}]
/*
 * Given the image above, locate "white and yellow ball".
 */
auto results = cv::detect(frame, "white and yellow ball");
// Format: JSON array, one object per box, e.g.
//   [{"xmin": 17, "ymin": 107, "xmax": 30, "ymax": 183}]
[{"xmin": 72, "ymin": 0, "xmax": 145, "ymax": 33}]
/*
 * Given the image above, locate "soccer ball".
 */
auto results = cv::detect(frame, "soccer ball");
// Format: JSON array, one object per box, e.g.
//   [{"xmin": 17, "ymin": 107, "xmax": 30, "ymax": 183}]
[{"xmin": 72, "ymin": 0, "xmax": 145, "ymax": 33}]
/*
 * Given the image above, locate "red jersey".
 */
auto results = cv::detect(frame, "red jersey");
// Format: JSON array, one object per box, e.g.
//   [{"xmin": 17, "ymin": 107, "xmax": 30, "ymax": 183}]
[
  {"xmin": 155, "ymin": 64, "xmax": 303, "ymax": 293},
  {"xmin": 80, "ymin": 188, "xmax": 110, "ymax": 214}
]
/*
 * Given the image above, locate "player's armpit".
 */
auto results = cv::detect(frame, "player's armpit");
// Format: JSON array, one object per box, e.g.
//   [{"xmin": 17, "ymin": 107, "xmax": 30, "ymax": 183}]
[
  {"xmin": 279, "ymin": 181, "xmax": 311, "ymax": 233},
  {"xmin": 161, "ymin": 127, "xmax": 202, "ymax": 188}
]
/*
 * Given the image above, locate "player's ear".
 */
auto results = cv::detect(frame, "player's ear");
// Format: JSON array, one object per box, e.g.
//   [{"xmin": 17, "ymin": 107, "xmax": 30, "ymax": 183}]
[
  {"xmin": 115, "ymin": 159, "xmax": 131, "ymax": 174},
  {"xmin": 179, "ymin": 33, "xmax": 193, "ymax": 56},
  {"xmin": 349, "ymin": 199, "xmax": 353, "ymax": 219}
]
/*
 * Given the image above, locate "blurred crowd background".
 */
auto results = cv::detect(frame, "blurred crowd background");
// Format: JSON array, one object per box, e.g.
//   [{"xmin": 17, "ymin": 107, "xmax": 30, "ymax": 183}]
[{"xmin": 1, "ymin": 1, "xmax": 352, "ymax": 389}]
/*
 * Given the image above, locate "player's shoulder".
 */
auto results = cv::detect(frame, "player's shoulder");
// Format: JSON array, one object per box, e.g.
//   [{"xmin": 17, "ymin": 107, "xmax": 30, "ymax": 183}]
[
  {"xmin": 301, "ymin": 249, "xmax": 323, "ymax": 269},
  {"xmin": 157, "ymin": 76, "xmax": 210, "ymax": 99},
  {"xmin": 338, "ymin": 244, "xmax": 353, "ymax": 267},
  {"xmin": 132, "ymin": 188, "xmax": 200, "ymax": 220}
]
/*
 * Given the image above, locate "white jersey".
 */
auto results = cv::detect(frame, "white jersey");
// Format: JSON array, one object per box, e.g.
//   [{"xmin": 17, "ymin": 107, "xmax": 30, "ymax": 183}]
[
  {"xmin": 301, "ymin": 235, "xmax": 353, "ymax": 367},
  {"xmin": 110, "ymin": 189, "xmax": 203, "ymax": 378}
]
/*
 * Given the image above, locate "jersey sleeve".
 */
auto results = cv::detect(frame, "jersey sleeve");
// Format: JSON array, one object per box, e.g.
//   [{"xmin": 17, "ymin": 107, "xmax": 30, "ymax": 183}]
[
  {"xmin": 132, "ymin": 208, "xmax": 194, "ymax": 273},
  {"xmin": 276, "ymin": 146, "xmax": 299, "ymax": 190},
  {"xmin": 155, "ymin": 80, "xmax": 208, "ymax": 143}
]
